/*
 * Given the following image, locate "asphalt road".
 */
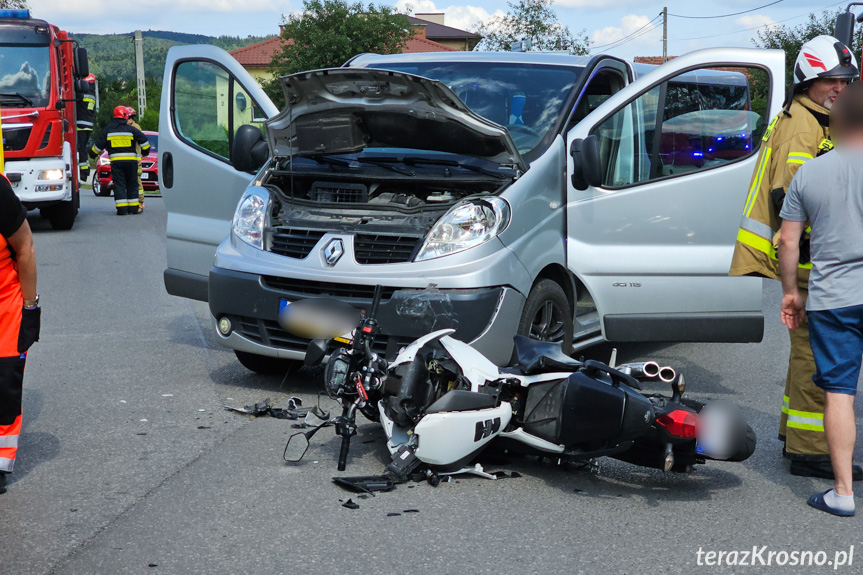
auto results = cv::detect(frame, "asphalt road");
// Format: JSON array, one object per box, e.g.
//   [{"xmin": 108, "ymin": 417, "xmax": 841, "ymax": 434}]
[{"xmin": 2, "ymin": 193, "xmax": 861, "ymax": 575}]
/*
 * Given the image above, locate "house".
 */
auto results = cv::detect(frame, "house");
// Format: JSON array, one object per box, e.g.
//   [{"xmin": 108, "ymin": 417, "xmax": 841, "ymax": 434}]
[{"xmin": 230, "ymin": 13, "xmax": 475, "ymax": 86}]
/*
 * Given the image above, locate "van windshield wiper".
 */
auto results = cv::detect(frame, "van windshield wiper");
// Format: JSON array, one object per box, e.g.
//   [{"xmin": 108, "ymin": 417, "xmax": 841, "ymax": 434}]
[
  {"xmin": 401, "ymin": 156, "xmax": 511, "ymax": 179},
  {"xmin": 0, "ymin": 92, "xmax": 34, "ymax": 107},
  {"xmin": 306, "ymin": 154, "xmax": 414, "ymax": 176}
]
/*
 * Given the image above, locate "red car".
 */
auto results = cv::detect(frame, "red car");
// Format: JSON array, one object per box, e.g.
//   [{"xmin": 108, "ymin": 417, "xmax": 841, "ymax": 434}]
[{"xmin": 92, "ymin": 131, "xmax": 159, "ymax": 197}]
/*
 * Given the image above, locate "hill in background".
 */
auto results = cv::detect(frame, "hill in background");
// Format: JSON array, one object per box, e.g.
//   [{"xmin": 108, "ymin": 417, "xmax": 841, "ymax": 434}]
[{"xmin": 72, "ymin": 30, "xmax": 274, "ymax": 81}]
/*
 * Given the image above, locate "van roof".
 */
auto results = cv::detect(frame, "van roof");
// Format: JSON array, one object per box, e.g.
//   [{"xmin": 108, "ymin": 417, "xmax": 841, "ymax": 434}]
[{"xmin": 349, "ymin": 51, "xmax": 749, "ymax": 87}]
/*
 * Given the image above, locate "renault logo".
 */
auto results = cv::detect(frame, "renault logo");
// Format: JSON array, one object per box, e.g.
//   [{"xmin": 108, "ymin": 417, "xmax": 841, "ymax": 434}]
[{"xmin": 323, "ymin": 238, "xmax": 344, "ymax": 266}]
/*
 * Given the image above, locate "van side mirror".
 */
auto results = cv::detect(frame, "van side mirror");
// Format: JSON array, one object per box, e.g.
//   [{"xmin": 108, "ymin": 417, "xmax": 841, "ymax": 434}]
[
  {"xmin": 570, "ymin": 135, "xmax": 602, "ymax": 191},
  {"xmin": 231, "ymin": 124, "xmax": 268, "ymax": 173},
  {"xmin": 75, "ymin": 47, "xmax": 89, "ymax": 78},
  {"xmin": 834, "ymin": 11, "xmax": 855, "ymax": 49}
]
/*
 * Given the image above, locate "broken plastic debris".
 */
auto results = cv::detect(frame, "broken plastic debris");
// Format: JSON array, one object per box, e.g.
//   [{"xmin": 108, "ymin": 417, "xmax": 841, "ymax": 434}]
[
  {"xmin": 333, "ymin": 475, "xmax": 397, "ymax": 494},
  {"xmin": 161, "ymin": 394, "xmax": 173, "ymax": 397},
  {"xmin": 225, "ymin": 397, "xmax": 320, "ymax": 421},
  {"xmin": 393, "ymin": 285, "xmax": 458, "ymax": 334},
  {"xmin": 197, "ymin": 426, "xmax": 211, "ymax": 430},
  {"xmin": 136, "ymin": 432, "xmax": 147, "ymax": 436},
  {"xmin": 198, "ymin": 409, "xmax": 206, "ymax": 412},
  {"xmin": 140, "ymin": 419, "xmax": 148, "ymax": 422},
  {"xmin": 119, "ymin": 400, "xmax": 127, "ymax": 404},
  {"xmin": 404, "ymin": 509, "xmax": 420, "ymax": 513},
  {"xmin": 341, "ymin": 499, "xmax": 360, "ymax": 510},
  {"xmin": 387, "ymin": 513, "xmax": 401, "ymax": 517}
]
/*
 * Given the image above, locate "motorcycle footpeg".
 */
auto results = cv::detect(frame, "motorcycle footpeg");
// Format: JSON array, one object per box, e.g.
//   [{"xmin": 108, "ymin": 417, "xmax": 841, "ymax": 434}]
[{"xmin": 386, "ymin": 445, "xmax": 421, "ymax": 480}]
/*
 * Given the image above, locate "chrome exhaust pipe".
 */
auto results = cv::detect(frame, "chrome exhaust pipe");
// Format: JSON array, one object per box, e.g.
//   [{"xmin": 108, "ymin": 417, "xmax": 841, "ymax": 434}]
[
  {"xmin": 618, "ymin": 361, "xmax": 661, "ymax": 379},
  {"xmin": 658, "ymin": 366, "xmax": 676, "ymax": 383}
]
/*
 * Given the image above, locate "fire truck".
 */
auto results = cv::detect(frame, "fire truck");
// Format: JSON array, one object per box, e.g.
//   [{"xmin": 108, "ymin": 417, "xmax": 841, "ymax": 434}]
[{"xmin": 0, "ymin": 9, "xmax": 88, "ymax": 230}]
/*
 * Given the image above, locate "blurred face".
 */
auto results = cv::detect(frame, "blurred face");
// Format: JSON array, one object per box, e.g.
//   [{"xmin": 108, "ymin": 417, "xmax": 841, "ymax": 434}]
[{"xmin": 807, "ymin": 77, "xmax": 850, "ymax": 110}]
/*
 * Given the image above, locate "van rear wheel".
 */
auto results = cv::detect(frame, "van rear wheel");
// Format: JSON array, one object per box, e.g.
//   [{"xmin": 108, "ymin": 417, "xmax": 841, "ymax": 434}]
[
  {"xmin": 517, "ymin": 279, "xmax": 573, "ymax": 350},
  {"xmin": 234, "ymin": 350, "xmax": 299, "ymax": 375}
]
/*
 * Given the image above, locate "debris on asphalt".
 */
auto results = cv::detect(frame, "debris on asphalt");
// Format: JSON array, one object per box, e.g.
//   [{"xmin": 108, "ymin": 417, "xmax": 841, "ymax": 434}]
[
  {"xmin": 333, "ymin": 475, "xmax": 397, "ymax": 495},
  {"xmin": 148, "ymin": 563, "xmax": 158, "ymax": 568},
  {"xmin": 161, "ymin": 394, "xmax": 173, "ymax": 397},
  {"xmin": 387, "ymin": 512, "xmax": 401, "ymax": 517},
  {"xmin": 139, "ymin": 419, "xmax": 148, "ymax": 422},
  {"xmin": 136, "ymin": 432, "xmax": 147, "ymax": 436},
  {"xmin": 341, "ymin": 499, "xmax": 360, "ymax": 510},
  {"xmin": 119, "ymin": 400, "xmax": 127, "ymax": 404},
  {"xmin": 198, "ymin": 409, "xmax": 206, "ymax": 412},
  {"xmin": 225, "ymin": 397, "xmax": 324, "ymax": 421},
  {"xmin": 197, "ymin": 426, "xmax": 211, "ymax": 429},
  {"xmin": 404, "ymin": 509, "xmax": 419, "ymax": 513}
]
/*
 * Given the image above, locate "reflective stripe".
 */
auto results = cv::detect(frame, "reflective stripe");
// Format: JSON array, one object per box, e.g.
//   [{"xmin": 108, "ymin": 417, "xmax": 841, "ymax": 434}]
[
  {"xmin": 108, "ymin": 155, "xmax": 140, "ymax": 161},
  {"xmin": 762, "ymin": 116, "xmax": 779, "ymax": 142},
  {"xmin": 786, "ymin": 152, "xmax": 813, "ymax": 165},
  {"xmin": 781, "ymin": 395, "xmax": 790, "ymax": 413},
  {"xmin": 91, "ymin": 145, "xmax": 101, "ymax": 155},
  {"xmin": 76, "ymin": 121, "xmax": 93, "ymax": 128},
  {"xmin": 0, "ymin": 456, "xmax": 13, "ymax": 472},
  {"xmin": 784, "ymin": 405, "xmax": 824, "ymax": 432},
  {"xmin": 787, "ymin": 420, "xmax": 825, "ymax": 432},
  {"xmin": 737, "ymin": 228, "xmax": 775, "ymax": 257},
  {"xmin": 107, "ymin": 132, "xmax": 132, "ymax": 138},
  {"xmin": 818, "ymin": 139, "xmax": 833, "ymax": 153},
  {"xmin": 744, "ymin": 148, "xmax": 771, "ymax": 217},
  {"xmin": 739, "ymin": 216, "xmax": 775, "ymax": 241},
  {"xmin": 0, "ymin": 436, "xmax": 18, "ymax": 448}
]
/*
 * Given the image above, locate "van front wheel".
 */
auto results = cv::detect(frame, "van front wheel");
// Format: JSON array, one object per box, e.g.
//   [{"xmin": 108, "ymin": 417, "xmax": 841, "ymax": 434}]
[{"xmin": 517, "ymin": 279, "xmax": 573, "ymax": 350}]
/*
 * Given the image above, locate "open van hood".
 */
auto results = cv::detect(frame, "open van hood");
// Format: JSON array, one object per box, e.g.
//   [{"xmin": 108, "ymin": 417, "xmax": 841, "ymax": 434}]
[{"xmin": 266, "ymin": 68, "xmax": 527, "ymax": 172}]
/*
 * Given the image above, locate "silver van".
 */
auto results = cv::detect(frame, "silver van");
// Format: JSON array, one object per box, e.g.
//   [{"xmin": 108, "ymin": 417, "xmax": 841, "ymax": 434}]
[{"xmin": 159, "ymin": 46, "xmax": 785, "ymax": 371}]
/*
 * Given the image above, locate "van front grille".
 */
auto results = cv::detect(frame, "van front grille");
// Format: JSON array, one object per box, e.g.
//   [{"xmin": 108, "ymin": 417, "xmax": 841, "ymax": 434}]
[
  {"xmin": 261, "ymin": 276, "xmax": 397, "ymax": 302},
  {"xmin": 354, "ymin": 234, "xmax": 421, "ymax": 264},
  {"xmin": 269, "ymin": 228, "xmax": 326, "ymax": 259}
]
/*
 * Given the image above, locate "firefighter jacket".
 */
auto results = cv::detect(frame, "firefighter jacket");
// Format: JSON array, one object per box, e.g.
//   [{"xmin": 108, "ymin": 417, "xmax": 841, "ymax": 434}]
[
  {"xmin": 76, "ymin": 82, "xmax": 96, "ymax": 129},
  {"xmin": 90, "ymin": 118, "xmax": 150, "ymax": 162},
  {"xmin": 728, "ymin": 94, "xmax": 831, "ymax": 287}
]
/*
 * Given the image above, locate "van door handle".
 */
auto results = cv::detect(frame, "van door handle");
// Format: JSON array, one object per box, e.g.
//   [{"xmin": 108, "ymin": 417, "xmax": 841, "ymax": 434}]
[{"xmin": 162, "ymin": 152, "xmax": 173, "ymax": 188}]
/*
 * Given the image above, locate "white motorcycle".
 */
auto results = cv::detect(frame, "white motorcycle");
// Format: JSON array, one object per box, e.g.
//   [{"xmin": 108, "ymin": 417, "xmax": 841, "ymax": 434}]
[{"xmin": 284, "ymin": 287, "xmax": 756, "ymax": 484}]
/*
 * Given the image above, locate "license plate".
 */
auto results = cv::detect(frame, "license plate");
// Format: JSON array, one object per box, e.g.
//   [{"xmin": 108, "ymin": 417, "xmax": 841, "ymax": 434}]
[{"xmin": 140, "ymin": 173, "xmax": 149, "ymax": 180}]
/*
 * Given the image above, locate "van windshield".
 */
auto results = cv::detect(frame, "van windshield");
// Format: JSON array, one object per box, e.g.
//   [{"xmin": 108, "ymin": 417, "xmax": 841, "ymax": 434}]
[
  {"xmin": 0, "ymin": 45, "xmax": 51, "ymax": 108},
  {"xmin": 360, "ymin": 61, "xmax": 581, "ymax": 161}
]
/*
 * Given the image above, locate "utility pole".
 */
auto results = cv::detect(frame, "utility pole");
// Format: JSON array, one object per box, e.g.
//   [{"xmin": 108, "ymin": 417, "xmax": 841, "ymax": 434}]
[
  {"xmin": 133, "ymin": 30, "xmax": 146, "ymax": 117},
  {"xmin": 662, "ymin": 7, "xmax": 668, "ymax": 63}
]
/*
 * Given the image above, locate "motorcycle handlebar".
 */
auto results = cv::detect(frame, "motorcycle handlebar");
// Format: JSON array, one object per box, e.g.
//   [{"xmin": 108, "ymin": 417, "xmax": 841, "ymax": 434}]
[
  {"xmin": 369, "ymin": 285, "xmax": 383, "ymax": 319},
  {"xmin": 337, "ymin": 434, "xmax": 351, "ymax": 471}
]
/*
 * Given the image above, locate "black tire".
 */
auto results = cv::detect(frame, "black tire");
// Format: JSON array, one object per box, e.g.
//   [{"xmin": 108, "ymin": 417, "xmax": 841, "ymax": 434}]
[
  {"xmin": 46, "ymin": 199, "xmax": 77, "ymax": 230},
  {"xmin": 234, "ymin": 350, "xmax": 299, "ymax": 375},
  {"xmin": 92, "ymin": 173, "xmax": 110, "ymax": 197},
  {"xmin": 516, "ymin": 279, "xmax": 573, "ymax": 350},
  {"xmin": 726, "ymin": 424, "xmax": 757, "ymax": 462}
]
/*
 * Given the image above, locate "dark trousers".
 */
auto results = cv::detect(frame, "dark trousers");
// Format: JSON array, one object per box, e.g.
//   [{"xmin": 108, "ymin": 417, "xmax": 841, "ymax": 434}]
[
  {"xmin": 111, "ymin": 160, "xmax": 140, "ymax": 214},
  {"xmin": 76, "ymin": 129, "xmax": 92, "ymax": 180}
]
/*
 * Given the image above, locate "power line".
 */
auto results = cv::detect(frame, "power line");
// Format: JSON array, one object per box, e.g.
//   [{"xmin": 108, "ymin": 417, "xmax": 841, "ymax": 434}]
[
  {"xmin": 590, "ymin": 13, "xmax": 662, "ymax": 52},
  {"xmin": 671, "ymin": 0, "xmax": 846, "ymax": 41},
  {"xmin": 669, "ymin": 0, "xmax": 785, "ymax": 19}
]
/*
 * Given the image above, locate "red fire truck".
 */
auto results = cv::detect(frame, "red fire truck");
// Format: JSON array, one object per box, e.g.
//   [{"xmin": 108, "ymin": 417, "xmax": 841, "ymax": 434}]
[{"xmin": 0, "ymin": 9, "xmax": 89, "ymax": 230}]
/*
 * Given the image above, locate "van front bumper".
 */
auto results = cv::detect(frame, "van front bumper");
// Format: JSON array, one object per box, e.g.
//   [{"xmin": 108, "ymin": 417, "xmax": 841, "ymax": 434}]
[{"xmin": 209, "ymin": 266, "xmax": 525, "ymax": 366}]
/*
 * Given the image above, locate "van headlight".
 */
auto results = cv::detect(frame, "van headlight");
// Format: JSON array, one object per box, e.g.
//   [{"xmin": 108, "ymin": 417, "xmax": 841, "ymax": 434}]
[
  {"xmin": 415, "ymin": 197, "xmax": 511, "ymax": 261},
  {"xmin": 232, "ymin": 187, "xmax": 270, "ymax": 250}
]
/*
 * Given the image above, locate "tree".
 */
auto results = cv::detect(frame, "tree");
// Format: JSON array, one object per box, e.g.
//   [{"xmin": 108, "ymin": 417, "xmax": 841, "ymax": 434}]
[
  {"xmin": 0, "ymin": 0, "xmax": 28, "ymax": 8},
  {"xmin": 473, "ymin": 0, "xmax": 588, "ymax": 55},
  {"xmin": 753, "ymin": 9, "xmax": 862, "ymax": 89},
  {"xmin": 266, "ymin": 0, "xmax": 413, "ymax": 106}
]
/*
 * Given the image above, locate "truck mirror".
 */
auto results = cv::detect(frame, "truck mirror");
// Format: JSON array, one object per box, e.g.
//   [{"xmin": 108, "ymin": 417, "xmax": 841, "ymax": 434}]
[
  {"xmin": 75, "ymin": 47, "xmax": 89, "ymax": 78},
  {"xmin": 231, "ymin": 124, "xmax": 268, "ymax": 173},
  {"xmin": 835, "ymin": 11, "xmax": 856, "ymax": 49},
  {"xmin": 570, "ymin": 135, "xmax": 602, "ymax": 191}
]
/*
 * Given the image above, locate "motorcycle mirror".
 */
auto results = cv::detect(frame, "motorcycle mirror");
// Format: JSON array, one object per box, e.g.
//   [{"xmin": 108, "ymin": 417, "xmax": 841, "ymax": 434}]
[
  {"xmin": 283, "ymin": 431, "xmax": 311, "ymax": 462},
  {"xmin": 304, "ymin": 339, "xmax": 328, "ymax": 367}
]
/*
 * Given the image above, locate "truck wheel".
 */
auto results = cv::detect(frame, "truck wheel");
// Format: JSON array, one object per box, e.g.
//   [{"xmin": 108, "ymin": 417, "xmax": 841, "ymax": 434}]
[
  {"xmin": 234, "ymin": 350, "xmax": 299, "ymax": 375},
  {"xmin": 46, "ymin": 201, "xmax": 77, "ymax": 230},
  {"xmin": 517, "ymin": 279, "xmax": 573, "ymax": 350}
]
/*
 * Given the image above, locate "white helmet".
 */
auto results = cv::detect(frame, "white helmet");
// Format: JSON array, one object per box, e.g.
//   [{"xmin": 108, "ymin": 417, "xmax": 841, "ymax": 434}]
[{"xmin": 794, "ymin": 35, "xmax": 859, "ymax": 87}]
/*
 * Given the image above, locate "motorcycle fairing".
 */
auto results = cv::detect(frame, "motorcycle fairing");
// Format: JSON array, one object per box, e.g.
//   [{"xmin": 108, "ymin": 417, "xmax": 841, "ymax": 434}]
[{"xmin": 413, "ymin": 403, "xmax": 513, "ymax": 468}]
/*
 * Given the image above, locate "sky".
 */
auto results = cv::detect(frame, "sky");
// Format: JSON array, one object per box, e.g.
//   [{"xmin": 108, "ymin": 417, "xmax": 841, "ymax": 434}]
[{"xmin": 28, "ymin": 0, "xmax": 851, "ymax": 60}]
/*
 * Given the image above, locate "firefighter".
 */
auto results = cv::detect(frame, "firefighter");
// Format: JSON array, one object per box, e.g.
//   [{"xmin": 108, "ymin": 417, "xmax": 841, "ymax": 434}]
[
  {"xmin": 730, "ymin": 35, "xmax": 861, "ymax": 479},
  {"xmin": 125, "ymin": 107, "xmax": 146, "ymax": 212},
  {"xmin": 0, "ymin": 173, "xmax": 40, "ymax": 495},
  {"xmin": 75, "ymin": 74, "xmax": 96, "ymax": 181},
  {"xmin": 89, "ymin": 106, "xmax": 150, "ymax": 215}
]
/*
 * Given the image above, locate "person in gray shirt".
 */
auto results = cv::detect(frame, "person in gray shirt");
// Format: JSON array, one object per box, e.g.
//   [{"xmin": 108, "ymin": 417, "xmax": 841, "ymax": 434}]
[{"xmin": 779, "ymin": 81, "xmax": 863, "ymax": 517}]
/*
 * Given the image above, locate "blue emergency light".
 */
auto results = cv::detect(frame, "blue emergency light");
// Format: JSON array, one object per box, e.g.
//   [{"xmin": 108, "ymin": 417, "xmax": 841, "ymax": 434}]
[{"xmin": 0, "ymin": 9, "xmax": 31, "ymax": 18}]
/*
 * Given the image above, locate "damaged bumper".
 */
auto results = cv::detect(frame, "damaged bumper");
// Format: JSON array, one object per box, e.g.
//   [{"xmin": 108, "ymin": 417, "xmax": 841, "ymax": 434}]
[{"xmin": 209, "ymin": 267, "xmax": 525, "ymax": 366}]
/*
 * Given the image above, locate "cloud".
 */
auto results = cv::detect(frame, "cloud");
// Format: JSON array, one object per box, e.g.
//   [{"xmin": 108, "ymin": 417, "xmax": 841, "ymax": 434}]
[
  {"xmin": 735, "ymin": 14, "xmax": 777, "ymax": 30},
  {"xmin": 592, "ymin": 14, "xmax": 656, "ymax": 48},
  {"xmin": 395, "ymin": 0, "xmax": 505, "ymax": 31}
]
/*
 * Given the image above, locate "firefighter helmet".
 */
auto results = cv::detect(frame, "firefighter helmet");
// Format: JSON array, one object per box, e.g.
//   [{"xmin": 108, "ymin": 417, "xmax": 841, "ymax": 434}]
[
  {"xmin": 113, "ymin": 105, "xmax": 130, "ymax": 119},
  {"xmin": 83, "ymin": 74, "xmax": 96, "ymax": 83},
  {"xmin": 125, "ymin": 106, "xmax": 137, "ymax": 118},
  {"xmin": 794, "ymin": 35, "xmax": 859, "ymax": 87}
]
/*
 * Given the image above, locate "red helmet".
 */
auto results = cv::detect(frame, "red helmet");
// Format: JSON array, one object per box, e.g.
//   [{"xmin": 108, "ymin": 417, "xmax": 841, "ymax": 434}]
[
  {"xmin": 83, "ymin": 74, "xmax": 96, "ymax": 83},
  {"xmin": 125, "ymin": 106, "xmax": 137, "ymax": 118},
  {"xmin": 113, "ymin": 105, "xmax": 130, "ymax": 119}
]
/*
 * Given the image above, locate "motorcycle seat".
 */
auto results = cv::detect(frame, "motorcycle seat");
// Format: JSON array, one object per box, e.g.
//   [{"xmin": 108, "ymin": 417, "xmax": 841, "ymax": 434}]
[
  {"xmin": 512, "ymin": 335, "xmax": 583, "ymax": 375},
  {"xmin": 425, "ymin": 390, "xmax": 497, "ymax": 414}
]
